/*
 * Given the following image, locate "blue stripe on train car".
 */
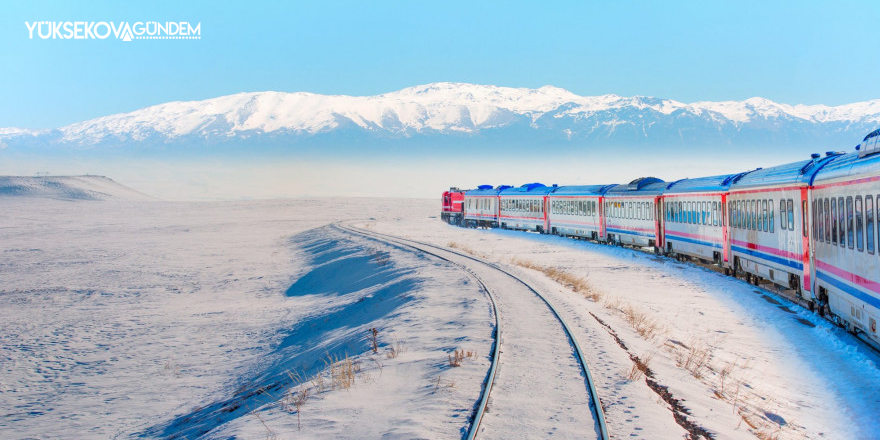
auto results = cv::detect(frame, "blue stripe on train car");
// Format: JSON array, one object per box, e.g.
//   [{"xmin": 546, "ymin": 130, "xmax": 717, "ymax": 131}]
[
  {"xmin": 817, "ymin": 271, "xmax": 880, "ymax": 310},
  {"xmin": 666, "ymin": 234, "xmax": 723, "ymax": 249},
  {"xmin": 606, "ymin": 227, "xmax": 655, "ymax": 238},
  {"xmin": 731, "ymin": 245, "xmax": 803, "ymax": 271}
]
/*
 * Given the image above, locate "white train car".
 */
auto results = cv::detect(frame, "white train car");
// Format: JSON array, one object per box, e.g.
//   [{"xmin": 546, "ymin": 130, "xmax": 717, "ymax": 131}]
[
  {"xmin": 603, "ymin": 177, "xmax": 665, "ymax": 250},
  {"xmin": 810, "ymin": 134, "xmax": 880, "ymax": 342},
  {"xmin": 463, "ymin": 185, "xmax": 509, "ymax": 228},
  {"xmin": 499, "ymin": 183, "xmax": 556, "ymax": 233},
  {"xmin": 547, "ymin": 184, "xmax": 615, "ymax": 241},
  {"xmin": 662, "ymin": 173, "xmax": 751, "ymax": 266},
  {"xmin": 727, "ymin": 154, "xmax": 841, "ymax": 297}
]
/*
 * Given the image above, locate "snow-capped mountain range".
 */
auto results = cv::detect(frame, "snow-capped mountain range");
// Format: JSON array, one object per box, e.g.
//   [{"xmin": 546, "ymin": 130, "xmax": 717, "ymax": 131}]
[{"xmin": 3, "ymin": 82, "xmax": 880, "ymax": 150}]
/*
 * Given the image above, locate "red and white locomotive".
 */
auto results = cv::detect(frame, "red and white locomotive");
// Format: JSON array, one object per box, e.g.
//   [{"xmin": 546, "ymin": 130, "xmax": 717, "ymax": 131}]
[{"xmin": 446, "ymin": 129, "xmax": 880, "ymax": 346}]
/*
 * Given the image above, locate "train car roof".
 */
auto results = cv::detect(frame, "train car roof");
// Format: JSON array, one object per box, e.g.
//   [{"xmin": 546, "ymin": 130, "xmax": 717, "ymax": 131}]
[
  {"xmin": 729, "ymin": 153, "xmax": 843, "ymax": 190},
  {"xmin": 549, "ymin": 184, "xmax": 617, "ymax": 196},
  {"xmin": 811, "ymin": 148, "xmax": 880, "ymax": 184},
  {"xmin": 499, "ymin": 182, "xmax": 558, "ymax": 196},
  {"xmin": 605, "ymin": 177, "xmax": 667, "ymax": 196},
  {"xmin": 465, "ymin": 184, "xmax": 512, "ymax": 196},
  {"xmin": 663, "ymin": 172, "xmax": 752, "ymax": 194}
]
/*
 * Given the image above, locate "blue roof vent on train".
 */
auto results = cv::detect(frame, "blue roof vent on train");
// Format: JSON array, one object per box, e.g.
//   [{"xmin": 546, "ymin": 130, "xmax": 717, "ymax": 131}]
[
  {"xmin": 496, "ymin": 185, "xmax": 512, "ymax": 191},
  {"xmin": 518, "ymin": 182, "xmax": 546, "ymax": 191},
  {"xmin": 477, "ymin": 184, "xmax": 494, "ymax": 190},
  {"xmin": 626, "ymin": 177, "xmax": 664, "ymax": 191},
  {"xmin": 859, "ymin": 127, "xmax": 880, "ymax": 158},
  {"xmin": 801, "ymin": 150, "xmax": 844, "ymax": 174}
]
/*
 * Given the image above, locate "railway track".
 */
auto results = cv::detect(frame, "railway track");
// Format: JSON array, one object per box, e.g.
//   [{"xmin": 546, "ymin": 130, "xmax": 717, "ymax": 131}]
[{"xmin": 334, "ymin": 223, "xmax": 609, "ymax": 440}]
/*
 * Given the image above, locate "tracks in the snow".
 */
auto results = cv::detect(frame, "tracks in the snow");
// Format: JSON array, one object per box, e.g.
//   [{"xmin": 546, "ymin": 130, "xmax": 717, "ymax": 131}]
[{"xmin": 335, "ymin": 224, "xmax": 609, "ymax": 440}]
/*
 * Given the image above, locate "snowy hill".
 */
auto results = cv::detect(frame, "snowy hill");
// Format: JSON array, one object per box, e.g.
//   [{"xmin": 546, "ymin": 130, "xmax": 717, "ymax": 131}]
[
  {"xmin": 3, "ymin": 83, "xmax": 880, "ymax": 149},
  {"xmin": 0, "ymin": 175, "xmax": 156, "ymax": 201}
]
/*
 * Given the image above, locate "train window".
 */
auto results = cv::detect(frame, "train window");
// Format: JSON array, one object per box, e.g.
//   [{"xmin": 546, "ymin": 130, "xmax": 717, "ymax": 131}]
[
  {"xmin": 870, "ymin": 195, "xmax": 877, "ymax": 255},
  {"xmin": 746, "ymin": 200, "xmax": 756, "ymax": 231},
  {"xmin": 831, "ymin": 198, "xmax": 838, "ymax": 244},
  {"xmin": 745, "ymin": 200, "xmax": 750, "ymax": 230},
  {"xmin": 712, "ymin": 202, "xmax": 717, "ymax": 226},
  {"xmin": 758, "ymin": 200, "xmax": 768, "ymax": 231},
  {"xmin": 779, "ymin": 200, "xmax": 786, "ymax": 230},
  {"xmin": 736, "ymin": 201, "xmax": 742, "ymax": 228},
  {"xmin": 787, "ymin": 199, "xmax": 795, "ymax": 231},
  {"xmin": 728, "ymin": 202, "xmax": 733, "ymax": 227},
  {"xmin": 733, "ymin": 201, "xmax": 738, "ymax": 228},
  {"xmin": 812, "ymin": 200, "xmax": 818, "ymax": 241},
  {"xmin": 757, "ymin": 201, "xmax": 763, "ymax": 231},
  {"xmin": 856, "ymin": 196, "xmax": 864, "ymax": 252},
  {"xmin": 802, "ymin": 200, "xmax": 808, "ymax": 238},
  {"xmin": 769, "ymin": 202, "xmax": 774, "ymax": 232},
  {"xmin": 701, "ymin": 202, "xmax": 706, "ymax": 225},
  {"xmin": 847, "ymin": 196, "xmax": 854, "ymax": 249},
  {"xmin": 819, "ymin": 199, "xmax": 837, "ymax": 244},
  {"xmin": 839, "ymin": 197, "xmax": 846, "ymax": 246}
]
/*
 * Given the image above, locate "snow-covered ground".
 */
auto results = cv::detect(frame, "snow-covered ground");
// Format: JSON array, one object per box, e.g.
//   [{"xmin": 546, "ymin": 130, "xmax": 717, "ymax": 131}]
[{"xmin": 2, "ymin": 196, "xmax": 879, "ymax": 439}]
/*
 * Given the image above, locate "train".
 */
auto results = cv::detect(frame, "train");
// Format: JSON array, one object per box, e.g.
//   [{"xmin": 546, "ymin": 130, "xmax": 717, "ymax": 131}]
[{"xmin": 441, "ymin": 129, "xmax": 880, "ymax": 347}]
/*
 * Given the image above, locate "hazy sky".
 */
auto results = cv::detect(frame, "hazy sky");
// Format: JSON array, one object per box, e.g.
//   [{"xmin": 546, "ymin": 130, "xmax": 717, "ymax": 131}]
[{"xmin": 3, "ymin": 0, "xmax": 878, "ymax": 129}]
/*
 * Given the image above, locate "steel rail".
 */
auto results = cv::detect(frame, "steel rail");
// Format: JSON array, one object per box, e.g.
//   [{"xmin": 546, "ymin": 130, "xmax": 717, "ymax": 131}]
[{"xmin": 335, "ymin": 223, "xmax": 609, "ymax": 440}]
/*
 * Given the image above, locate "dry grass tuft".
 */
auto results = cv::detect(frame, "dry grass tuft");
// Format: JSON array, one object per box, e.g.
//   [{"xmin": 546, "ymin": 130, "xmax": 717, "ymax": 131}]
[
  {"xmin": 448, "ymin": 349, "xmax": 464, "ymax": 367},
  {"xmin": 368, "ymin": 328, "xmax": 379, "ymax": 354},
  {"xmin": 386, "ymin": 336, "xmax": 407, "ymax": 359},
  {"xmin": 447, "ymin": 348, "xmax": 477, "ymax": 367},
  {"xmin": 509, "ymin": 257, "xmax": 602, "ymax": 301},
  {"xmin": 625, "ymin": 352, "xmax": 654, "ymax": 381},
  {"xmin": 326, "ymin": 354, "xmax": 358, "ymax": 390},
  {"xmin": 447, "ymin": 241, "xmax": 489, "ymax": 259},
  {"xmin": 673, "ymin": 338, "xmax": 713, "ymax": 379},
  {"xmin": 621, "ymin": 304, "xmax": 663, "ymax": 340}
]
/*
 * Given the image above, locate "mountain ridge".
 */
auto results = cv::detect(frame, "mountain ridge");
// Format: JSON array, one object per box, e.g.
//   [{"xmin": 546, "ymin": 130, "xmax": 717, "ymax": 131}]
[{"xmin": 3, "ymin": 82, "xmax": 880, "ymax": 150}]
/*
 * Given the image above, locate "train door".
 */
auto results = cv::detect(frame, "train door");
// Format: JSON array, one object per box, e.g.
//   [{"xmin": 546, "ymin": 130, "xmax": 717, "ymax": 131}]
[
  {"xmin": 598, "ymin": 196, "xmax": 606, "ymax": 241},
  {"xmin": 721, "ymin": 194, "xmax": 730, "ymax": 263},
  {"xmin": 800, "ymin": 188, "xmax": 812, "ymax": 295},
  {"xmin": 543, "ymin": 196, "xmax": 550, "ymax": 233},
  {"xmin": 654, "ymin": 196, "xmax": 664, "ymax": 249}
]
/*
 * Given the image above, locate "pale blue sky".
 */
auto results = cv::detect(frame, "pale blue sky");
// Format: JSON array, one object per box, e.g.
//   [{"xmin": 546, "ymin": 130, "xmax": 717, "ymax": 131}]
[{"xmin": 2, "ymin": 0, "xmax": 879, "ymax": 129}]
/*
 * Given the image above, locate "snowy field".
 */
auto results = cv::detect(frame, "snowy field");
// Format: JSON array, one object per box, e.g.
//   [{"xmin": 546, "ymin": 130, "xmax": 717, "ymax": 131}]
[{"xmin": 2, "ymin": 196, "xmax": 880, "ymax": 439}]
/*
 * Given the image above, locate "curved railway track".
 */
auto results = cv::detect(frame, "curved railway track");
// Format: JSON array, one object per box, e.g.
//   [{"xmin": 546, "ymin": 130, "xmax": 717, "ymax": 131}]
[{"xmin": 334, "ymin": 223, "xmax": 609, "ymax": 440}]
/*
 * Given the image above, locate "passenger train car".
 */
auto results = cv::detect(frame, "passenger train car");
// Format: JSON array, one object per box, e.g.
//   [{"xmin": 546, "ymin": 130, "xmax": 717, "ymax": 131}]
[
  {"xmin": 547, "ymin": 184, "xmax": 615, "ymax": 241},
  {"xmin": 463, "ymin": 185, "xmax": 509, "ymax": 228},
  {"xmin": 662, "ymin": 173, "xmax": 750, "ymax": 267},
  {"xmin": 809, "ymin": 133, "xmax": 880, "ymax": 336},
  {"xmin": 603, "ymin": 177, "xmax": 665, "ymax": 249},
  {"xmin": 449, "ymin": 128, "xmax": 880, "ymax": 347},
  {"xmin": 499, "ymin": 183, "xmax": 557, "ymax": 233},
  {"xmin": 726, "ymin": 154, "xmax": 842, "ymax": 298}
]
